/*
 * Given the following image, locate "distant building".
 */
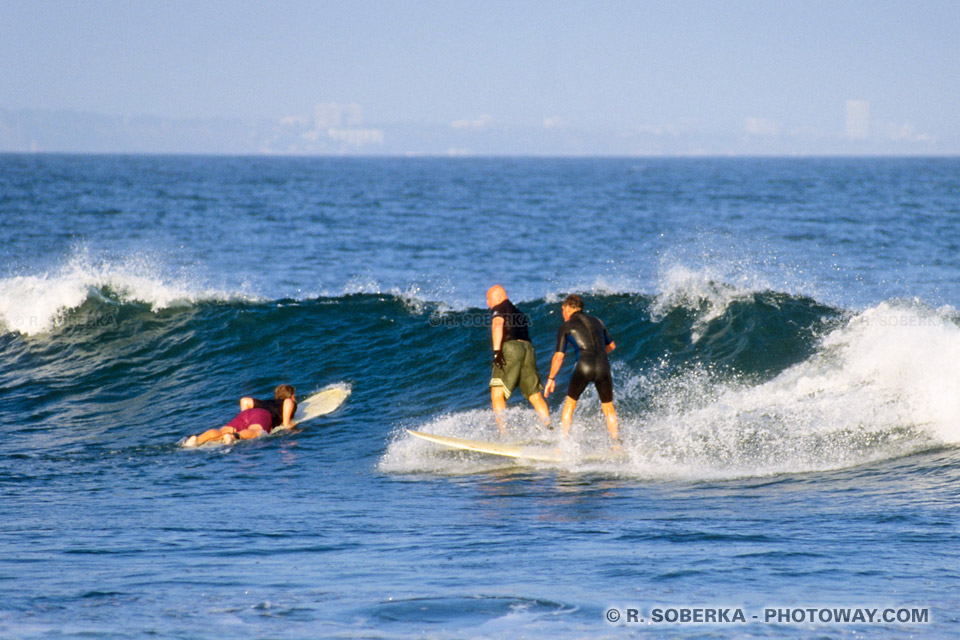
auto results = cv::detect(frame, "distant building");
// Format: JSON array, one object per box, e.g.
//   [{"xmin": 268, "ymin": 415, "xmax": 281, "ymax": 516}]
[{"xmin": 314, "ymin": 103, "xmax": 363, "ymax": 129}]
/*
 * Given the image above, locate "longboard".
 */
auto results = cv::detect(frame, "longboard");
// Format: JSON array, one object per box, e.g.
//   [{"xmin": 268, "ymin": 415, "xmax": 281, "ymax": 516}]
[
  {"xmin": 406, "ymin": 429, "xmax": 564, "ymax": 463},
  {"xmin": 284, "ymin": 383, "xmax": 351, "ymax": 427},
  {"xmin": 184, "ymin": 384, "xmax": 350, "ymax": 447}
]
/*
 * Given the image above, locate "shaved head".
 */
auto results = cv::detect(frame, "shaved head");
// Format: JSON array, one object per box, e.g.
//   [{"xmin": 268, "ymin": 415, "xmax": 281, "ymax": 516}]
[{"xmin": 486, "ymin": 284, "xmax": 507, "ymax": 308}]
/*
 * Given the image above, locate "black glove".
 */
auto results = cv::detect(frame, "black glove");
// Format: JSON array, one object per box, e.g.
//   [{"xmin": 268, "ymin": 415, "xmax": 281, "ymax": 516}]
[{"xmin": 493, "ymin": 349, "xmax": 506, "ymax": 368}]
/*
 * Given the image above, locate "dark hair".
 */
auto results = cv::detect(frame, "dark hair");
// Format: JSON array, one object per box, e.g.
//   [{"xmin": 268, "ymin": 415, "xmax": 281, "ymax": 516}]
[
  {"xmin": 562, "ymin": 294, "xmax": 584, "ymax": 310},
  {"xmin": 274, "ymin": 384, "xmax": 296, "ymax": 400}
]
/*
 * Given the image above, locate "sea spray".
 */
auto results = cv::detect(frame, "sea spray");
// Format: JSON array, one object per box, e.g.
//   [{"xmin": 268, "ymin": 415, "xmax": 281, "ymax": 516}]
[
  {"xmin": 382, "ymin": 301, "xmax": 957, "ymax": 480},
  {"xmin": 0, "ymin": 249, "xmax": 255, "ymax": 335}
]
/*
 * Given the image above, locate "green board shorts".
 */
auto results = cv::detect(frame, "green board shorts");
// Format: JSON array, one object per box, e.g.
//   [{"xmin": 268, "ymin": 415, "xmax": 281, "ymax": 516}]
[{"xmin": 490, "ymin": 340, "xmax": 544, "ymax": 400}]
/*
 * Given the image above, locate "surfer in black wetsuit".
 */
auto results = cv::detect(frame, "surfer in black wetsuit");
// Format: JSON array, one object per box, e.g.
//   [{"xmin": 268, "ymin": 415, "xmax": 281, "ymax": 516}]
[
  {"xmin": 543, "ymin": 294, "xmax": 620, "ymax": 447},
  {"xmin": 486, "ymin": 284, "xmax": 551, "ymax": 433}
]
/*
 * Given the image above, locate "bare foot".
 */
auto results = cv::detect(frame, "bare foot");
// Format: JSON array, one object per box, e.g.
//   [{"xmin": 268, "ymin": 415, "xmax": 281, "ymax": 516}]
[{"xmin": 183, "ymin": 435, "xmax": 198, "ymax": 448}]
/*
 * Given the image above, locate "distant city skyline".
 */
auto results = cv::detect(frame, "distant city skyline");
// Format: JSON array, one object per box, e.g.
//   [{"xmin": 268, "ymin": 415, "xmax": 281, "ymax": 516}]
[{"xmin": 1, "ymin": 1, "xmax": 958, "ymax": 155}]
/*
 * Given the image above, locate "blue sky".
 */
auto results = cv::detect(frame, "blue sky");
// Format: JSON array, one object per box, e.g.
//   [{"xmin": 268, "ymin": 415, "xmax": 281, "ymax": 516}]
[{"xmin": 2, "ymin": 0, "xmax": 958, "ymax": 155}]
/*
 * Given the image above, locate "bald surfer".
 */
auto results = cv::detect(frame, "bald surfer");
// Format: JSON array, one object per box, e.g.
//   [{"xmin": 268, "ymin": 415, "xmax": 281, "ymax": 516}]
[
  {"xmin": 543, "ymin": 294, "xmax": 620, "ymax": 448},
  {"xmin": 486, "ymin": 284, "xmax": 551, "ymax": 433}
]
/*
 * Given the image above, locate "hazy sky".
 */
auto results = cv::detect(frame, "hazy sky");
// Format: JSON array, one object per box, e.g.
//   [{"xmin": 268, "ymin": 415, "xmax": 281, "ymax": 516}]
[{"xmin": 2, "ymin": 0, "xmax": 959, "ymax": 153}]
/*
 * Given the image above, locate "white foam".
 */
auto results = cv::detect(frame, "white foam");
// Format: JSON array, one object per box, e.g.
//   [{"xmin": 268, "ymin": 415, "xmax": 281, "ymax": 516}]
[
  {"xmin": 649, "ymin": 264, "xmax": 767, "ymax": 342},
  {"xmin": 381, "ymin": 301, "xmax": 959, "ymax": 480},
  {"xmin": 626, "ymin": 301, "xmax": 960, "ymax": 478},
  {"xmin": 378, "ymin": 407, "xmax": 557, "ymax": 475},
  {"xmin": 647, "ymin": 233, "xmax": 827, "ymax": 340},
  {"xmin": 822, "ymin": 301, "xmax": 960, "ymax": 444},
  {"xmin": 340, "ymin": 276, "xmax": 385, "ymax": 297},
  {"xmin": 552, "ymin": 262, "xmax": 789, "ymax": 344},
  {"xmin": 0, "ymin": 250, "xmax": 251, "ymax": 335}
]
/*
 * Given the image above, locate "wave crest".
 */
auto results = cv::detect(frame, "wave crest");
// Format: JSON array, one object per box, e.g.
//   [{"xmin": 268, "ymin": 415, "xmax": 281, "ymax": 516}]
[
  {"xmin": 0, "ymin": 251, "xmax": 252, "ymax": 335},
  {"xmin": 381, "ymin": 301, "xmax": 960, "ymax": 480}
]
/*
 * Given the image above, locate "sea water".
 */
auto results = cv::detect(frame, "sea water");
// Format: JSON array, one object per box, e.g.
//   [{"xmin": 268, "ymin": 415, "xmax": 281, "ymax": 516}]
[{"xmin": 1, "ymin": 156, "xmax": 958, "ymax": 638}]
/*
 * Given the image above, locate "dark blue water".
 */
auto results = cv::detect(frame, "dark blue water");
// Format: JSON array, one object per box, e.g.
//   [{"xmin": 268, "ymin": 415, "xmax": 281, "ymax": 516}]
[{"xmin": 1, "ymin": 156, "xmax": 959, "ymax": 638}]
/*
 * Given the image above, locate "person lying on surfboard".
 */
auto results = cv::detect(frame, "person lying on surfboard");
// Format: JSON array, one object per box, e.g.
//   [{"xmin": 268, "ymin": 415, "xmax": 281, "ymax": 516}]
[
  {"xmin": 486, "ymin": 284, "xmax": 551, "ymax": 434},
  {"xmin": 543, "ymin": 294, "xmax": 621, "ymax": 449},
  {"xmin": 183, "ymin": 384, "xmax": 297, "ymax": 447}
]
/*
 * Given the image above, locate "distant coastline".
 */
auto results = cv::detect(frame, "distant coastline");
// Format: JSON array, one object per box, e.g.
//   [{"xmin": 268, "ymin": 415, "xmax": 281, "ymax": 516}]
[{"xmin": 1, "ymin": 106, "xmax": 951, "ymax": 157}]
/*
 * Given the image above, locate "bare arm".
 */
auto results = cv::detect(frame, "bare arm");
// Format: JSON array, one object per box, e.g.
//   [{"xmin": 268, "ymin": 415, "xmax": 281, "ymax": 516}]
[
  {"xmin": 281, "ymin": 398, "xmax": 295, "ymax": 428},
  {"xmin": 543, "ymin": 351, "xmax": 566, "ymax": 398},
  {"xmin": 491, "ymin": 316, "xmax": 504, "ymax": 350}
]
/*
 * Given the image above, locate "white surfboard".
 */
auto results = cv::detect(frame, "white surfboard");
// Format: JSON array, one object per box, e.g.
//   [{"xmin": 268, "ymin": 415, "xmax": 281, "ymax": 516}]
[{"xmin": 406, "ymin": 429, "xmax": 564, "ymax": 463}]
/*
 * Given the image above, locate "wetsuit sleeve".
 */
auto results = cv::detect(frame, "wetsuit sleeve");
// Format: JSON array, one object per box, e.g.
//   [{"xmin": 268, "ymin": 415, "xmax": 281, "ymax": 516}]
[
  {"xmin": 556, "ymin": 323, "xmax": 569, "ymax": 353},
  {"xmin": 600, "ymin": 319, "xmax": 612, "ymax": 345}
]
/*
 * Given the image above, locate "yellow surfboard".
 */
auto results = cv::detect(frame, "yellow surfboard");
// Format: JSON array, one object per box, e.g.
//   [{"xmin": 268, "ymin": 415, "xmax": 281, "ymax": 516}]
[
  {"xmin": 283, "ymin": 383, "xmax": 351, "ymax": 427},
  {"xmin": 406, "ymin": 429, "xmax": 564, "ymax": 463}
]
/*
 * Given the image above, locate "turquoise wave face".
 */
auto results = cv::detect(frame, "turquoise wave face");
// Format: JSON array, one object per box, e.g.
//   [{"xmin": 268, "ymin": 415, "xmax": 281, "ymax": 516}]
[{"xmin": 0, "ymin": 286, "xmax": 914, "ymax": 459}]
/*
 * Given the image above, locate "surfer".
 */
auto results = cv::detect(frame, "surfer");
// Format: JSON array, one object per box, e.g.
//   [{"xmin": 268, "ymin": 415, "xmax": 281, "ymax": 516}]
[
  {"xmin": 486, "ymin": 284, "xmax": 551, "ymax": 433},
  {"xmin": 183, "ymin": 384, "xmax": 298, "ymax": 447},
  {"xmin": 543, "ymin": 294, "xmax": 620, "ymax": 447}
]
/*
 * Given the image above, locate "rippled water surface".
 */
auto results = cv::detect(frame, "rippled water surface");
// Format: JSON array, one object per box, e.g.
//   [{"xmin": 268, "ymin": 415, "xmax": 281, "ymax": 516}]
[{"xmin": 1, "ymin": 156, "xmax": 959, "ymax": 638}]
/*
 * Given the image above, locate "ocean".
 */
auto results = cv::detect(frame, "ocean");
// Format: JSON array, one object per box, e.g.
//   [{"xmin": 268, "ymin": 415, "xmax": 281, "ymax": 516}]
[{"xmin": 1, "ymin": 155, "xmax": 958, "ymax": 639}]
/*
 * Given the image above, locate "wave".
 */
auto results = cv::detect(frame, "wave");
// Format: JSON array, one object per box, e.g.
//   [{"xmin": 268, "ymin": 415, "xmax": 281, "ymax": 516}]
[
  {"xmin": 0, "ymin": 249, "xmax": 483, "ymax": 337},
  {"xmin": 0, "ymin": 250, "xmax": 254, "ymax": 335},
  {"xmin": 6, "ymin": 253, "xmax": 960, "ymax": 479},
  {"xmin": 381, "ymin": 300, "xmax": 960, "ymax": 480},
  {"xmin": 0, "ymin": 251, "xmax": 821, "ymax": 341}
]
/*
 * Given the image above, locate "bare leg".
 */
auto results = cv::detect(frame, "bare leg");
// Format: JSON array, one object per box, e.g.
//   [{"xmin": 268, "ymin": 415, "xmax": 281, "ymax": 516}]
[
  {"xmin": 190, "ymin": 426, "xmax": 237, "ymax": 446},
  {"xmin": 491, "ymin": 387, "xmax": 507, "ymax": 435},
  {"xmin": 527, "ymin": 392, "xmax": 551, "ymax": 428},
  {"xmin": 236, "ymin": 425, "xmax": 266, "ymax": 440},
  {"xmin": 601, "ymin": 401, "xmax": 620, "ymax": 448},
  {"xmin": 560, "ymin": 397, "xmax": 577, "ymax": 437}
]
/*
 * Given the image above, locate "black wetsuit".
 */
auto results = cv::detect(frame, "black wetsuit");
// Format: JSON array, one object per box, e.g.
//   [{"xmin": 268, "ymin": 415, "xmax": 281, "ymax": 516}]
[
  {"xmin": 252, "ymin": 398, "xmax": 298, "ymax": 428},
  {"xmin": 555, "ymin": 311, "xmax": 614, "ymax": 403},
  {"xmin": 490, "ymin": 299, "xmax": 532, "ymax": 343}
]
